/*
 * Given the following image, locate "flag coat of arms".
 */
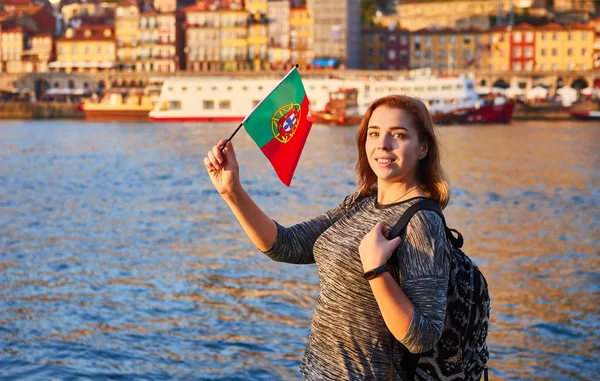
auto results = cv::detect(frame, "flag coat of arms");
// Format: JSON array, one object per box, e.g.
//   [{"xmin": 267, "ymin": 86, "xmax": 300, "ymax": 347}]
[{"xmin": 242, "ymin": 67, "xmax": 312, "ymax": 186}]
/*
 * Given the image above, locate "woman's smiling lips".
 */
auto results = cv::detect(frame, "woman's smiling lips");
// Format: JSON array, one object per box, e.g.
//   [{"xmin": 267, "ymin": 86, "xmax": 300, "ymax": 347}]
[{"xmin": 374, "ymin": 157, "xmax": 396, "ymax": 166}]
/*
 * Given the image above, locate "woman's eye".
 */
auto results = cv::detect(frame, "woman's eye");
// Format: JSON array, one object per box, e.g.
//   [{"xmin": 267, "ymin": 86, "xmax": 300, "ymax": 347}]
[
  {"xmin": 368, "ymin": 132, "xmax": 378, "ymax": 137},
  {"xmin": 393, "ymin": 133, "xmax": 405, "ymax": 139}
]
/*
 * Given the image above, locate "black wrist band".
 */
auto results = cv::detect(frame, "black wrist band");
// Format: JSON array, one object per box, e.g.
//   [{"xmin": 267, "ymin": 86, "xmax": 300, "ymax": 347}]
[{"xmin": 363, "ymin": 264, "xmax": 388, "ymax": 280}]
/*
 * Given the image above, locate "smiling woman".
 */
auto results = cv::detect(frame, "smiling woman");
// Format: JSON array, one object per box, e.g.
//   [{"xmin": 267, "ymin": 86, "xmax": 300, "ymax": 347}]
[{"xmin": 202, "ymin": 94, "xmax": 486, "ymax": 380}]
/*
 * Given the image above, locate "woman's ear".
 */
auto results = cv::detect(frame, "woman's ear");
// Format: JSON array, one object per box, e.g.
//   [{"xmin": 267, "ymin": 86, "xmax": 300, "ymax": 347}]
[{"xmin": 419, "ymin": 144, "xmax": 428, "ymax": 160}]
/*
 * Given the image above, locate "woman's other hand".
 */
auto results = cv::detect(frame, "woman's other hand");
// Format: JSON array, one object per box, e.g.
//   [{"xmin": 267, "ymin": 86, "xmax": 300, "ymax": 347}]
[
  {"xmin": 204, "ymin": 139, "xmax": 240, "ymax": 196},
  {"xmin": 359, "ymin": 222, "xmax": 401, "ymax": 272}
]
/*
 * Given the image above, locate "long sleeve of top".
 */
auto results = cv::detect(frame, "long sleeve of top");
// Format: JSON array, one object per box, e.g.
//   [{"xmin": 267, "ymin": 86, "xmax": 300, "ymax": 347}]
[{"xmin": 262, "ymin": 195, "xmax": 452, "ymax": 381}]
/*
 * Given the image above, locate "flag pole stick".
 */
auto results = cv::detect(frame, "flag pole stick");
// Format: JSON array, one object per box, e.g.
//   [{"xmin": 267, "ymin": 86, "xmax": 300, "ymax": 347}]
[{"xmin": 220, "ymin": 64, "xmax": 299, "ymax": 152}]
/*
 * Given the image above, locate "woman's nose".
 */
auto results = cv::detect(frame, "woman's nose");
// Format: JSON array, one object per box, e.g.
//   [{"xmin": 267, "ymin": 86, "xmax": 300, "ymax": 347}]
[{"xmin": 377, "ymin": 134, "xmax": 391, "ymax": 150}]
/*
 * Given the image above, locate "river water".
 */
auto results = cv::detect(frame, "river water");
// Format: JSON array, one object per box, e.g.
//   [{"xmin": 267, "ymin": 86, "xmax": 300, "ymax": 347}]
[{"xmin": 1, "ymin": 120, "xmax": 598, "ymax": 381}]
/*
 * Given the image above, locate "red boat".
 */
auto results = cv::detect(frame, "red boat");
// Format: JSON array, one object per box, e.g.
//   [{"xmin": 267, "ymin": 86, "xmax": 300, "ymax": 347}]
[
  {"xmin": 569, "ymin": 110, "xmax": 600, "ymax": 120},
  {"xmin": 310, "ymin": 88, "xmax": 363, "ymax": 126},
  {"xmin": 432, "ymin": 101, "xmax": 516, "ymax": 125}
]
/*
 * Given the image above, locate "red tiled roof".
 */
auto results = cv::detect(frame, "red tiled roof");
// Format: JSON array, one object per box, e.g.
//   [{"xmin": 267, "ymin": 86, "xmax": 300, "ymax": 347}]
[
  {"xmin": 117, "ymin": 0, "xmax": 138, "ymax": 7},
  {"xmin": 537, "ymin": 22, "xmax": 563, "ymax": 31},
  {"xmin": 568, "ymin": 22, "xmax": 593, "ymax": 30},
  {"xmin": 512, "ymin": 23, "xmax": 536, "ymax": 30}
]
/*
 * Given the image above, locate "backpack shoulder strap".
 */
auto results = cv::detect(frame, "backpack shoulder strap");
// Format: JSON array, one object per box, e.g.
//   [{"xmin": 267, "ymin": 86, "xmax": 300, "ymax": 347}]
[{"xmin": 388, "ymin": 198, "xmax": 464, "ymax": 249}]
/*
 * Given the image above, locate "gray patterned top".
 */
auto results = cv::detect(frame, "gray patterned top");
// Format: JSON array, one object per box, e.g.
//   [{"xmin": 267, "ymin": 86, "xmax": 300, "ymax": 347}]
[{"xmin": 263, "ymin": 195, "xmax": 452, "ymax": 381}]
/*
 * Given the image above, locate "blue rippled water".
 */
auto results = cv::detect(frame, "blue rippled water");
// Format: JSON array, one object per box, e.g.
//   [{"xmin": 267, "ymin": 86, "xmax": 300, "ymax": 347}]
[{"xmin": 1, "ymin": 120, "xmax": 599, "ymax": 380}]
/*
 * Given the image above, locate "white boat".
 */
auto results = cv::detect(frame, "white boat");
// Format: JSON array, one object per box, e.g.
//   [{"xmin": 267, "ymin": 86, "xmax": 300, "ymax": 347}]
[{"xmin": 148, "ymin": 71, "xmax": 482, "ymax": 123}]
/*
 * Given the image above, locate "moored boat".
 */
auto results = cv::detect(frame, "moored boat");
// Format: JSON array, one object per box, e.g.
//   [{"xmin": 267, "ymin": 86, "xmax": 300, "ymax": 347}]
[
  {"xmin": 149, "ymin": 71, "xmax": 484, "ymax": 124},
  {"xmin": 309, "ymin": 88, "xmax": 363, "ymax": 126},
  {"xmin": 569, "ymin": 110, "xmax": 600, "ymax": 120},
  {"xmin": 432, "ymin": 99, "xmax": 516, "ymax": 125},
  {"xmin": 82, "ymin": 91, "xmax": 154, "ymax": 121}
]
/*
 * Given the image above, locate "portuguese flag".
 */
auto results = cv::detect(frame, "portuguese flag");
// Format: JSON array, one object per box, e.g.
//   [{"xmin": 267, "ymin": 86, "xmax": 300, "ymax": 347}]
[{"xmin": 242, "ymin": 66, "xmax": 312, "ymax": 186}]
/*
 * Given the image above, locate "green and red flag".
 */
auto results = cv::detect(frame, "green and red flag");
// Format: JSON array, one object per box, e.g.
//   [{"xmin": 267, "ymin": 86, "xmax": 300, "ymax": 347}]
[{"xmin": 242, "ymin": 66, "xmax": 312, "ymax": 186}]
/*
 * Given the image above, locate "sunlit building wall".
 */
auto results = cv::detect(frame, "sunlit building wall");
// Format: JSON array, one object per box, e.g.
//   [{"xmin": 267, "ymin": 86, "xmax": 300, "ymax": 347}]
[
  {"xmin": 307, "ymin": 0, "xmax": 360, "ymax": 69},
  {"xmin": 183, "ymin": 5, "xmax": 221, "ymax": 72},
  {"xmin": 54, "ymin": 26, "xmax": 116, "ymax": 73},
  {"xmin": 289, "ymin": 3, "xmax": 312, "ymax": 69},
  {"xmin": 115, "ymin": 0, "xmax": 139, "ymax": 70}
]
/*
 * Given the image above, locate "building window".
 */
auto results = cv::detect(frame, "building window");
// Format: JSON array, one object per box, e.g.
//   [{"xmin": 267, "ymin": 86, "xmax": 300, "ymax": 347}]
[
  {"xmin": 582, "ymin": 32, "xmax": 588, "ymax": 40},
  {"xmin": 525, "ymin": 47, "xmax": 533, "ymax": 58},
  {"xmin": 552, "ymin": 48, "xmax": 557, "ymax": 56},
  {"xmin": 425, "ymin": 36, "xmax": 431, "ymax": 47},
  {"xmin": 439, "ymin": 35, "xmax": 446, "ymax": 44},
  {"xmin": 567, "ymin": 32, "xmax": 573, "ymax": 41},
  {"xmin": 567, "ymin": 48, "xmax": 573, "ymax": 56},
  {"xmin": 540, "ymin": 63, "xmax": 546, "ymax": 71},
  {"xmin": 464, "ymin": 34, "xmax": 471, "ymax": 43},
  {"xmin": 388, "ymin": 50, "xmax": 396, "ymax": 60},
  {"xmin": 400, "ymin": 36, "xmax": 408, "ymax": 45},
  {"xmin": 450, "ymin": 35, "xmax": 456, "ymax": 44},
  {"xmin": 541, "ymin": 32, "xmax": 546, "ymax": 41},
  {"xmin": 582, "ymin": 48, "xmax": 588, "ymax": 56},
  {"xmin": 368, "ymin": 47, "xmax": 374, "ymax": 57},
  {"xmin": 525, "ymin": 32, "xmax": 533, "ymax": 42},
  {"xmin": 414, "ymin": 36, "xmax": 421, "ymax": 50},
  {"xmin": 552, "ymin": 63, "xmax": 558, "ymax": 70},
  {"xmin": 552, "ymin": 32, "xmax": 558, "ymax": 41},
  {"xmin": 541, "ymin": 48, "xmax": 546, "ymax": 56},
  {"xmin": 513, "ymin": 32, "xmax": 521, "ymax": 43},
  {"xmin": 512, "ymin": 61, "xmax": 521, "ymax": 71},
  {"xmin": 513, "ymin": 47, "xmax": 521, "ymax": 58}
]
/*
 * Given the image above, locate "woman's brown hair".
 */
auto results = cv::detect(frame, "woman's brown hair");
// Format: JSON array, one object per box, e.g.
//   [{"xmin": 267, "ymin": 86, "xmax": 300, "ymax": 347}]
[{"xmin": 354, "ymin": 94, "xmax": 450, "ymax": 209}]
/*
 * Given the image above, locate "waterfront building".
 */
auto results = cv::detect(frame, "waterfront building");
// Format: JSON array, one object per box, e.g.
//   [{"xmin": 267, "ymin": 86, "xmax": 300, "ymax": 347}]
[
  {"xmin": 375, "ymin": 0, "xmax": 525, "ymax": 32},
  {"xmin": 509, "ymin": 23, "xmax": 536, "ymax": 72},
  {"xmin": 115, "ymin": 0, "xmax": 139, "ymax": 71},
  {"xmin": 137, "ymin": 10, "xmax": 182, "ymax": 72},
  {"xmin": 361, "ymin": 28, "xmax": 387, "ymax": 70},
  {"xmin": 183, "ymin": 4, "xmax": 221, "ymax": 72},
  {"xmin": 0, "ymin": 26, "xmax": 24, "ymax": 73},
  {"xmin": 52, "ymin": 25, "xmax": 116, "ymax": 73},
  {"xmin": 153, "ymin": 0, "xmax": 177, "ymax": 13},
  {"xmin": 307, "ymin": 0, "xmax": 361, "ymax": 69},
  {"xmin": 267, "ymin": 0, "xmax": 290, "ymax": 70},
  {"xmin": 247, "ymin": 12, "xmax": 268, "ymax": 71},
  {"xmin": 60, "ymin": 1, "xmax": 105, "ymax": 28},
  {"xmin": 409, "ymin": 28, "xmax": 490, "ymax": 72},
  {"xmin": 245, "ymin": 0, "xmax": 268, "ymax": 15},
  {"xmin": 289, "ymin": 3, "xmax": 312, "ymax": 70},
  {"xmin": 590, "ymin": 17, "xmax": 600, "ymax": 69},
  {"xmin": 489, "ymin": 26, "xmax": 510, "ymax": 72},
  {"xmin": 534, "ymin": 22, "xmax": 594, "ymax": 72},
  {"xmin": 22, "ymin": 33, "xmax": 53, "ymax": 73},
  {"xmin": 219, "ymin": 8, "xmax": 249, "ymax": 71}
]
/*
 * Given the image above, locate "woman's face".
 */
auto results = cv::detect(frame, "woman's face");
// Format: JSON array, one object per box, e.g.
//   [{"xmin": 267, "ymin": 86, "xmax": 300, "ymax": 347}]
[{"xmin": 365, "ymin": 105, "xmax": 426, "ymax": 187}]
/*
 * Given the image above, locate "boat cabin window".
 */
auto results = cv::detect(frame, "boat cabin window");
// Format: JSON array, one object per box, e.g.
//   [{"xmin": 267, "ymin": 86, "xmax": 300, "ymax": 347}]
[
  {"xmin": 160, "ymin": 100, "xmax": 182, "ymax": 111},
  {"xmin": 197, "ymin": 86, "xmax": 202, "ymax": 91},
  {"xmin": 182, "ymin": 86, "xmax": 188, "ymax": 92},
  {"xmin": 212, "ymin": 86, "xmax": 217, "ymax": 91},
  {"xmin": 242, "ymin": 86, "xmax": 248, "ymax": 91},
  {"xmin": 442, "ymin": 85, "xmax": 452, "ymax": 90},
  {"xmin": 252, "ymin": 100, "xmax": 260, "ymax": 107},
  {"xmin": 219, "ymin": 100, "xmax": 231, "ymax": 109},
  {"xmin": 203, "ymin": 100, "xmax": 214, "ymax": 109},
  {"xmin": 258, "ymin": 86, "xmax": 263, "ymax": 90},
  {"xmin": 456, "ymin": 85, "xmax": 464, "ymax": 90},
  {"xmin": 227, "ymin": 86, "xmax": 233, "ymax": 91},
  {"xmin": 414, "ymin": 86, "xmax": 424, "ymax": 92},
  {"xmin": 168, "ymin": 87, "xmax": 173, "ymax": 91},
  {"xmin": 428, "ymin": 86, "xmax": 437, "ymax": 91}
]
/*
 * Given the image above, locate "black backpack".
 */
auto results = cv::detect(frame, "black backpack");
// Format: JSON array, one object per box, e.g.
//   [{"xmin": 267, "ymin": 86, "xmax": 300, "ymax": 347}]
[{"xmin": 388, "ymin": 198, "xmax": 491, "ymax": 381}]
